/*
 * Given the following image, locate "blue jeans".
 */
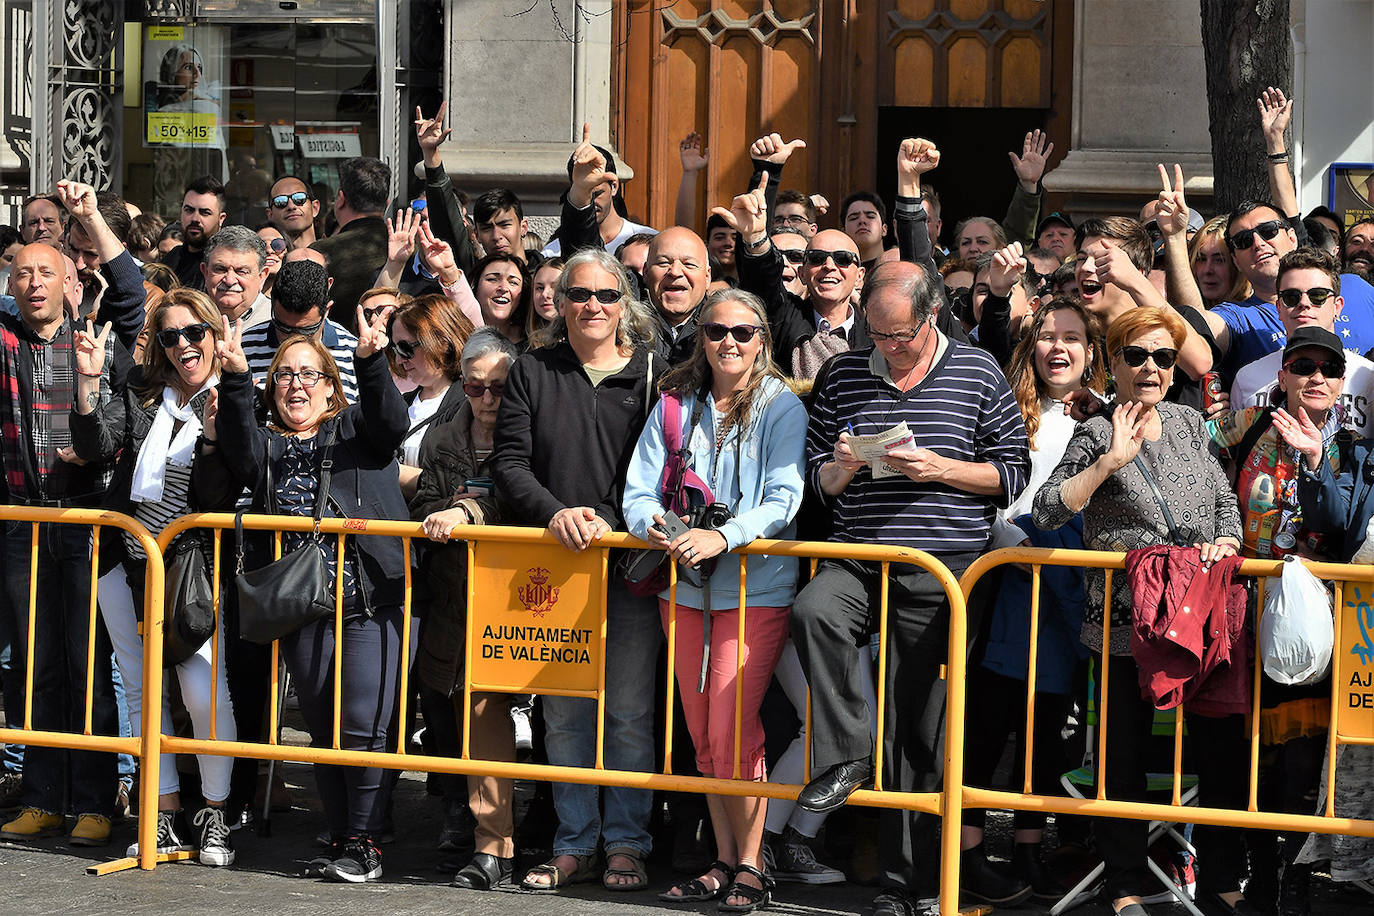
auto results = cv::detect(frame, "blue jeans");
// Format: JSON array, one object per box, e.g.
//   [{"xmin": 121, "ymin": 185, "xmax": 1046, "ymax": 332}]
[
  {"xmin": 542, "ymin": 578, "xmax": 660, "ymax": 858},
  {"xmin": 0, "ymin": 543, "xmax": 24, "ymax": 773},
  {"xmin": 3, "ymin": 522, "xmax": 118, "ymax": 815},
  {"xmin": 110, "ymin": 660, "xmax": 135, "ymax": 782}
]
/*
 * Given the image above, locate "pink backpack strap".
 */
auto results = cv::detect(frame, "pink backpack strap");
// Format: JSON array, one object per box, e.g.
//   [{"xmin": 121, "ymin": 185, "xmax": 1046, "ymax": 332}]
[{"xmin": 661, "ymin": 391, "xmax": 683, "ymax": 453}]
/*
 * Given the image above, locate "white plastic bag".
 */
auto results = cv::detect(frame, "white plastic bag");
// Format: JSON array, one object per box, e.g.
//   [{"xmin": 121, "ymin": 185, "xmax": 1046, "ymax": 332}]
[{"xmin": 1259, "ymin": 556, "xmax": 1333, "ymax": 686}]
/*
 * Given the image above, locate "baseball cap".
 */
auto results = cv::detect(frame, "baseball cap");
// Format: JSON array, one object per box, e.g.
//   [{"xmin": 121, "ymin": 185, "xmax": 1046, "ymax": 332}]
[
  {"xmin": 1036, "ymin": 211, "xmax": 1074, "ymax": 237},
  {"xmin": 1281, "ymin": 326, "xmax": 1345, "ymax": 363}
]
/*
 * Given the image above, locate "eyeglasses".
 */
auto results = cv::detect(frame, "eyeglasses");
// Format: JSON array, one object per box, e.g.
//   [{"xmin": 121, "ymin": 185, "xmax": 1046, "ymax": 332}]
[
  {"xmin": 270, "ymin": 192, "xmax": 310, "ymax": 209},
  {"xmin": 864, "ymin": 322, "xmax": 923, "ymax": 343},
  {"xmin": 1118, "ymin": 346, "xmax": 1179, "ymax": 370},
  {"xmin": 1276, "ymin": 287, "xmax": 1336, "ymax": 309},
  {"xmin": 266, "ymin": 237, "xmax": 287, "ymax": 254},
  {"xmin": 563, "ymin": 286, "xmax": 622, "ymax": 304},
  {"xmin": 701, "ymin": 323, "xmax": 762, "ymax": 344},
  {"xmin": 779, "ymin": 249, "xmax": 807, "ymax": 265},
  {"xmin": 271, "ymin": 367, "xmax": 325, "ymax": 388},
  {"xmin": 462, "ymin": 380, "xmax": 505, "ymax": 398},
  {"xmin": 804, "ymin": 249, "xmax": 861, "ymax": 269},
  {"xmin": 389, "ymin": 339, "xmax": 417, "ymax": 361},
  {"xmin": 156, "ymin": 323, "xmax": 211, "ymax": 348},
  {"xmin": 1284, "ymin": 357, "xmax": 1344, "ymax": 378},
  {"xmin": 775, "ymin": 214, "xmax": 813, "ymax": 226},
  {"xmin": 272, "ymin": 317, "xmax": 323, "ymax": 339},
  {"xmin": 1226, "ymin": 219, "xmax": 1285, "ymax": 251}
]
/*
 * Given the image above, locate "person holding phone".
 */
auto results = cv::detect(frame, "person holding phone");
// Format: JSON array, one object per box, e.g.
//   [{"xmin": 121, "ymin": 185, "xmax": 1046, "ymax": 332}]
[
  {"xmin": 623, "ymin": 288, "xmax": 806, "ymax": 912},
  {"xmin": 410, "ymin": 327, "xmax": 519, "ymax": 888}
]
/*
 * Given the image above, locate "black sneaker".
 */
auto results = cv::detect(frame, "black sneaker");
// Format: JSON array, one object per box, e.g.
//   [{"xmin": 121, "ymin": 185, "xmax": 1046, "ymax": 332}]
[
  {"xmin": 303, "ymin": 839, "xmax": 345, "ymax": 878},
  {"xmin": 126, "ymin": 809, "xmax": 194, "ymax": 856},
  {"xmin": 324, "ymin": 835, "xmax": 382, "ymax": 883},
  {"xmin": 765, "ymin": 827, "xmax": 846, "ymax": 884},
  {"xmin": 194, "ymin": 806, "xmax": 236, "ymax": 867}
]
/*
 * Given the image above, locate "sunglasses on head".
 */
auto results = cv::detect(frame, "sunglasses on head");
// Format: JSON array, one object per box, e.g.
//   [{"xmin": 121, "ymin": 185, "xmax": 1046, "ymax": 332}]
[
  {"xmin": 1118, "ymin": 346, "xmax": 1179, "ymax": 370},
  {"xmin": 1226, "ymin": 219, "xmax": 1285, "ymax": 251},
  {"xmin": 156, "ymin": 323, "xmax": 211, "ymax": 349},
  {"xmin": 270, "ymin": 191, "xmax": 310, "ymax": 209},
  {"xmin": 564, "ymin": 286, "xmax": 622, "ymax": 304},
  {"xmin": 779, "ymin": 249, "xmax": 807, "ymax": 265},
  {"xmin": 1276, "ymin": 287, "xmax": 1336, "ymax": 309},
  {"xmin": 1284, "ymin": 356, "xmax": 1344, "ymax": 378},
  {"xmin": 804, "ymin": 249, "xmax": 861, "ymax": 269},
  {"xmin": 462, "ymin": 380, "xmax": 505, "ymax": 398},
  {"xmin": 389, "ymin": 339, "xmax": 417, "ymax": 361},
  {"xmin": 701, "ymin": 322, "xmax": 762, "ymax": 344}
]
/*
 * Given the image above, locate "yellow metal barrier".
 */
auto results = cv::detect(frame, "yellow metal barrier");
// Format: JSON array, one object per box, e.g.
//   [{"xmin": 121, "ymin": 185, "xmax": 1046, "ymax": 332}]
[
  {"xmin": 0, "ymin": 507, "xmax": 168, "ymax": 875},
  {"xmin": 957, "ymin": 547, "xmax": 1374, "ymax": 846},
  {"xmin": 154, "ymin": 513, "xmax": 971, "ymax": 914}
]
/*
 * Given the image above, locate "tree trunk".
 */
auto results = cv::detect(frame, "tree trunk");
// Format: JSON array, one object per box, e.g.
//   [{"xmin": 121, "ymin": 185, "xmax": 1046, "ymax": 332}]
[{"xmin": 1200, "ymin": 0, "xmax": 1292, "ymax": 214}]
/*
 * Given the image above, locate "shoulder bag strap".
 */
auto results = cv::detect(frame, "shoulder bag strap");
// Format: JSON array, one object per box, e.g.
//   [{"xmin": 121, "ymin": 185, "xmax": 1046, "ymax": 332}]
[
  {"xmin": 1131, "ymin": 453, "xmax": 1187, "ymax": 547},
  {"xmin": 312, "ymin": 422, "xmax": 339, "ymax": 526}
]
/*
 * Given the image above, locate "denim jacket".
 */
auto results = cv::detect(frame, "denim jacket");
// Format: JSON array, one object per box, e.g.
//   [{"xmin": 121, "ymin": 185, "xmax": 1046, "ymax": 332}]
[{"xmin": 623, "ymin": 376, "xmax": 807, "ymax": 609}]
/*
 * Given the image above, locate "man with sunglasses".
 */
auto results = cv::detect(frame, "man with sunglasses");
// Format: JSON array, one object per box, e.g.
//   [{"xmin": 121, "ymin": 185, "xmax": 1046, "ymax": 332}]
[
  {"xmin": 265, "ymin": 176, "xmax": 320, "ymax": 251},
  {"xmin": 162, "ymin": 176, "xmax": 227, "ymax": 291},
  {"xmin": 1230, "ymin": 249, "xmax": 1374, "ymax": 436},
  {"xmin": 239, "ymin": 260, "xmax": 359, "ymax": 404}
]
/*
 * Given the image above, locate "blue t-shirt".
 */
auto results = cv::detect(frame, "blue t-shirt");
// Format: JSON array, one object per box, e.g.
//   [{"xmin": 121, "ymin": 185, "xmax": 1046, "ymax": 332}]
[{"xmin": 1212, "ymin": 273, "xmax": 1374, "ymax": 383}]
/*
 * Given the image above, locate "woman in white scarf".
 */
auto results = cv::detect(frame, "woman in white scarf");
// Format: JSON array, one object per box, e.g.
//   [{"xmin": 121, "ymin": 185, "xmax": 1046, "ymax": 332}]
[{"xmin": 72, "ymin": 289, "xmax": 237, "ymax": 867}]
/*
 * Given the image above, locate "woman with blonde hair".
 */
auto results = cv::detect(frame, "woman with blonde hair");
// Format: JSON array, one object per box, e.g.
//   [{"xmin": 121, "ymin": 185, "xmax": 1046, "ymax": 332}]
[{"xmin": 1189, "ymin": 215, "xmax": 1250, "ymax": 307}]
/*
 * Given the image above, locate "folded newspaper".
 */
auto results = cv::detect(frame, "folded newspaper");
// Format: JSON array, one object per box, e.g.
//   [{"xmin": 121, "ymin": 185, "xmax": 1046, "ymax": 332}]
[{"xmin": 846, "ymin": 421, "xmax": 915, "ymax": 479}]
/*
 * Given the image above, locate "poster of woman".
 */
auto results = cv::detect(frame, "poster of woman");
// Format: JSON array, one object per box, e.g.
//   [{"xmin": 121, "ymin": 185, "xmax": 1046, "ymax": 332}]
[{"xmin": 143, "ymin": 26, "xmax": 227, "ymax": 150}]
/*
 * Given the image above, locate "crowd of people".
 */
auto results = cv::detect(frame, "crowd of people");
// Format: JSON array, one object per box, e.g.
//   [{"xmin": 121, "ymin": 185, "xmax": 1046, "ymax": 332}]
[{"xmin": 1, "ymin": 84, "xmax": 1373, "ymax": 916}]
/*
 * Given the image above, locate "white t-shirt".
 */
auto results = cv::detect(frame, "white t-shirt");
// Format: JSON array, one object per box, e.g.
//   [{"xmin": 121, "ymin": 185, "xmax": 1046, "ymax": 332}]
[
  {"xmin": 401, "ymin": 390, "xmax": 447, "ymax": 466},
  {"xmin": 991, "ymin": 397, "xmax": 1077, "ymax": 549},
  {"xmin": 1231, "ymin": 348, "xmax": 1374, "ymax": 435},
  {"xmin": 541, "ymin": 215, "xmax": 656, "ymax": 259}
]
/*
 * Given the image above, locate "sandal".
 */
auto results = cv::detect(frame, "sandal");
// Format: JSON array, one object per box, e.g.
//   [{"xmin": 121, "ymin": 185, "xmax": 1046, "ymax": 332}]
[
  {"xmin": 603, "ymin": 845, "xmax": 649, "ymax": 892},
  {"xmin": 718, "ymin": 863, "xmax": 774, "ymax": 913},
  {"xmin": 658, "ymin": 859, "xmax": 736, "ymax": 902},
  {"xmin": 520, "ymin": 853, "xmax": 596, "ymax": 893}
]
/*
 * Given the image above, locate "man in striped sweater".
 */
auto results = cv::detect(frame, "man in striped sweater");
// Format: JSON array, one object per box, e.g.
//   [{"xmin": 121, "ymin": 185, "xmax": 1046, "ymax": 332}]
[{"xmin": 790, "ymin": 261, "xmax": 1031, "ymax": 916}]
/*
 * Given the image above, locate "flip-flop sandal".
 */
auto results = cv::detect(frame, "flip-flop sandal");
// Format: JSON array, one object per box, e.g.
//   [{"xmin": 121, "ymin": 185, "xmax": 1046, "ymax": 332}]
[
  {"xmin": 657, "ymin": 860, "xmax": 735, "ymax": 903},
  {"xmin": 603, "ymin": 846, "xmax": 649, "ymax": 892},
  {"xmin": 520, "ymin": 854, "xmax": 596, "ymax": 893}
]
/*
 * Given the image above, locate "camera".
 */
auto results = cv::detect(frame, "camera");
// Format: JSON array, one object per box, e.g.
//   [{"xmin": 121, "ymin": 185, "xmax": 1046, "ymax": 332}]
[{"xmin": 692, "ymin": 502, "xmax": 734, "ymax": 531}]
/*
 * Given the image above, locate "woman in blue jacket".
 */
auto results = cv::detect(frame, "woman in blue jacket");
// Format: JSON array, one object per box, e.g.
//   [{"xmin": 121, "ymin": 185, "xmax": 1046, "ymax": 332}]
[{"xmin": 624, "ymin": 288, "xmax": 807, "ymax": 914}]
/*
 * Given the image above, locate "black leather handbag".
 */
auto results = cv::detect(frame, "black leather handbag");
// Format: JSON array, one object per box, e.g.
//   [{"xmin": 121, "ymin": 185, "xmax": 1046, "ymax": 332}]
[
  {"xmin": 161, "ymin": 530, "xmax": 216, "ymax": 666},
  {"xmin": 235, "ymin": 425, "xmax": 339, "ymax": 645}
]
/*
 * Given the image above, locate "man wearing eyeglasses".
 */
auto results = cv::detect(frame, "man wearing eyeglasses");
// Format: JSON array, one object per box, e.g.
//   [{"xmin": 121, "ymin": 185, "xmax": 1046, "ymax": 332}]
[
  {"xmin": 1230, "ymin": 249, "xmax": 1374, "ymax": 436},
  {"xmin": 239, "ymin": 260, "xmax": 358, "ymax": 404},
  {"xmin": 201, "ymin": 227, "xmax": 273, "ymax": 330},
  {"xmin": 792, "ymin": 260, "xmax": 1030, "ymax": 916},
  {"xmin": 265, "ymin": 176, "xmax": 320, "ymax": 251},
  {"xmin": 163, "ymin": 176, "xmax": 227, "ymax": 291}
]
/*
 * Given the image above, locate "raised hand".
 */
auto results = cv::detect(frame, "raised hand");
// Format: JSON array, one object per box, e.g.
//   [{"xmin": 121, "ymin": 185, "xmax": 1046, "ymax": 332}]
[
  {"xmin": 417, "ymin": 221, "xmax": 456, "ymax": 277},
  {"xmin": 1009, "ymin": 129, "xmax": 1054, "ymax": 192},
  {"xmin": 1155, "ymin": 163, "xmax": 1190, "ymax": 238},
  {"xmin": 749, "ymin": 133, "xmax": 807, "ymax": 166},
  {"xmin": 355, "ymin": 304, "xmax": 390, "ymax": 358},
  {"xmin": 386, "ymin": 207, "xmax": 420, "ymax": 265},
  {"xmin": 202, "ymin": 387, "xmax": 220, "ymax": 442},
  {"xmin": 216, "ymin": 315, "xmax": 248, "ymax": 373},
  {"xmin": 710, "ymin": 171, "xmax": 771, "ymax": 243},
  {"xmin": 73, "ymin": 319, "xmax": 112, "ymax": 378},
  {"xmin": 415, "ymin": 102, "xmax": 452, "ymax": 167},
  {"xmin": 1271, "ymin": 406, "xmax": 1325, "ymax": 470},
  {"xmin": 809, "ymin": 194, "xmax": 830, "ymax": 216},
  {"xmin": 569, "ymin": 122, "xmax": 610, "ymax": 207},
  {"xmin": 1081, "ymin": 239, "xmax": 1143, "ymax": 292},
  {"xmin": 680, "ymin": 131, "xmax": 708, "ymax": 173},
  {"xmin": 55, "ymin": 180, "xmax": 99, "ymax": 222},
  {"xmin": 986, "ymin": 242, "xmax": 1027, "ymax": 297},
  {"xmin": 1102, "ymin": 401, "xmax": 1147, "ymax": 472},
  {"xmin": 1257, "ymin": 87, "xmax": 1292, "ymax": 152},
  {"xmin": 897, "ymin": 138, "xmax": 941, "ymax": 177}
]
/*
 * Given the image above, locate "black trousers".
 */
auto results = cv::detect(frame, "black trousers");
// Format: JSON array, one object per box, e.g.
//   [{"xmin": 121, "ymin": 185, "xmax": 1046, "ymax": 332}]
[{"xmin": 791, "ymin": 554, "xmax": 976, "ymax": 896}]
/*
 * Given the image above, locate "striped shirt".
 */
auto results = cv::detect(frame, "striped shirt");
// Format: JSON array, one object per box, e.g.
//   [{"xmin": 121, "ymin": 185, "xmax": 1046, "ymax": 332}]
[
  {"xmin": 805, "ymin": 341, "xmax": 1030, "ymax": 555},
  {"xmin": 240, "ymin": 319, "xmax": 359, "ymax": 403},
  {"xmin": 125, "ymin": 462, "xmax": 193, "ymax": 560}
]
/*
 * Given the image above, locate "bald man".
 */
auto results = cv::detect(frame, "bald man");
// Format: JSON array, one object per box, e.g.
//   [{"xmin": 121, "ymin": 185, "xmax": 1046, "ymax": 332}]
[
  {"xmin": 0, "ymin": 242, "xmax": 127, "ymax": 847},
  {"xmin": 640, "ymin": 226, "xmax": 711, "ymax": 365}
]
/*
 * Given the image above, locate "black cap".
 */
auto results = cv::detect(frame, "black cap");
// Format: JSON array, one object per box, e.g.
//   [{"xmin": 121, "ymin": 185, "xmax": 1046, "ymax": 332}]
[
  {"xmin": 1282, "ymin": 326, "xmax": 1345, "ymax": 363},
  {"xmin": 1036, "ymin": 211, "xmax": 1074, "ymax": 236}
]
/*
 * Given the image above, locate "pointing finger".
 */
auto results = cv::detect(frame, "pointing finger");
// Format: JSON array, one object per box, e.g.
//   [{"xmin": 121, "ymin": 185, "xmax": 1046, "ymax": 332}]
[
  {"xmin": 755, "ymin": 170, "xmax": 770, "ymax": 193},
  {"xmin": 1158, "ymin": 163, "xmax": 1170, "ymax": 193},
  {"xmin": 581, "ymin": 121, "xmax": 591, "ymax": 145}
]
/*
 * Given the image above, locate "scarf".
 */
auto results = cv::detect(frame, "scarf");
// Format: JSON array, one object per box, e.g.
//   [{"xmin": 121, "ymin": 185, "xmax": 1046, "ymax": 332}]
[{"xmin": 130, "ymin": 378, "xmax": 216, "ymax": 503}]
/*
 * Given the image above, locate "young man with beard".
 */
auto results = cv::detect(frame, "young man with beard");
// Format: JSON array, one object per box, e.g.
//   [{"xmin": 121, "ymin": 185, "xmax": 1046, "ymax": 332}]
[
  {"xmin": 163, "ymin": 176, "xmax": 227, "ymax": 290},
  {"xmin": 265, "ymin": 176, "xmax": 320, "ymax": 251},
  {"xmin": 543, "ymin": 124, "xmax": 655, "ymax": 259},
  {"xmin": 55, "ymin": 182, "xmax": 147, "ymax": 348},
  {"xmin": 1345, "ymin": 219, "xmax": 1374, "ymax": 283}
]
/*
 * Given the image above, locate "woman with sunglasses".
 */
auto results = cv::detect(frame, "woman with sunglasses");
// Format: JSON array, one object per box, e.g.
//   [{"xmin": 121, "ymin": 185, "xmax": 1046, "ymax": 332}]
[
  {"xmin": 385, "ymin": 293, "xmax": 474, "ymax": 499},
  {"xmin": 492, "ymin": 248, "xmax": 662, "ymax": 894},
  {"xmin": 407, "ymin": 328, "xmax": 521, "ymax": 888},
  {"xmin": 1034, "ymin": 306, "xmax": 1243, "ymax": 916},
  {"xmin": 1210, "ymin": 326, "xmax": 1348, "ymax": 914},
  {"xmin": 70, "ymin": 289, "xmax": 238, "ymax": 866},
  {"xmin": 962, "ymin": 298, "xmax": 1106, "ymax": 903},
  {"xmin": 194, "ymin": 306, "xmax": 411, "ymax": 885},
  {"xmin": 623, "ymin": 289, "xmax": 805, "ymax": 912},
  {"xmin": 257, "ymin": 225, "xmax": 287, "ymax": 297},
  {"xmin": 471, "ymin": 253, "xmax": 531, "ymax": 348}
]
